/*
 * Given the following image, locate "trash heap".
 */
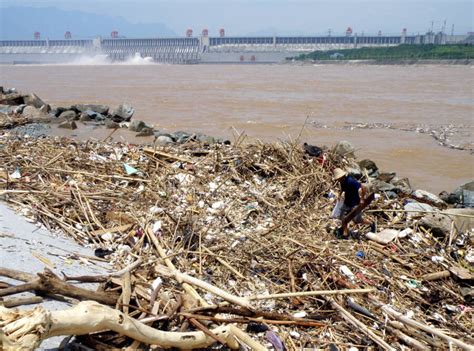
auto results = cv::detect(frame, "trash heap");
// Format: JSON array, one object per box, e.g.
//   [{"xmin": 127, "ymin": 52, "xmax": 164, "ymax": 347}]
[{"xmin": 0, "ymin": 134, "xmax": 472, "ymax": 350}]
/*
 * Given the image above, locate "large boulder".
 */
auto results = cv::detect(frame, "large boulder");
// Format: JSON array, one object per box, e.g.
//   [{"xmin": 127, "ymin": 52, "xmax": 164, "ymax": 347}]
[
  {"xmin": 449, "ymin": 181, "xmax": 474, "ymax": 207},
  {"xmin": 443, "ymin": 208, "xmax": 474, "ymax": 233},
  {"xmin": 58, "ymin": 110, "xmax": 77, "ymax": 121},
  {"xmin": 419, "ymin": 212, "xmax": 452, "ymax": 238},
  {"xmin": 23, "ymin": 93, "xmax": 46, "ymax": 109},
  {"xmin": 155, "ymin": 135, "xmax": 174, "ymax": 145},
  {"xmin": 22, "ymin": 105, "xmax": 49, "ymax": 120},
  {"xmin": 358, "ymin": 159, "xmax": 378, "ymax": 176},
  {"xmin": 111, "ymin": 104, "xmax": 134, "ymax": 122},
  {"xmin": 82, "ymin": 109, "xmax": 103, "ymax": 120},
  {"xmin": 0, "ymin": 92, "xmax": 24, "ymax": 105},
  {"xmin": 73, "ymin": 104, "xmax": 109, "ymax": 115},
  {"xmin": 333, "ymin": 141, "xmax": 355, "ymax": 158},
  {"xmin": 58, "ymin": 120, "xmax": 77, "ymax": 130},
  {"xmin": 173, "ymin": 131, "xmax": 195, "ymax": 143},
  {"xmin": 413, "ymin": 189, "xmax": 445, "ymax": 207},
  {"xmin": 129, "ymin": 120, "xmax": 147, "ymax": 132}
]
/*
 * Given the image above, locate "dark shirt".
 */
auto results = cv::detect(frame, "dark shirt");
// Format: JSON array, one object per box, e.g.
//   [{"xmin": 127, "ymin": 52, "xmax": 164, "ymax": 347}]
[{"xmin": 341, "ymin": 175, "xmax": 361, "ymax": 207}]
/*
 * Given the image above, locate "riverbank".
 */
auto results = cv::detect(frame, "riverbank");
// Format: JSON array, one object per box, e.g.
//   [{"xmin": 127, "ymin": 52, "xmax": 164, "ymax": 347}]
[
  {"xmin": 292, "ymin": 58, "xmax": 474, "ymax": 65},
  {"xmin": 294, "ymin": 44, "xmax": 474, "ymax": 62},
  {"xmin": 1, "ymin": 85, "xmax": 474, "ymax": 348}
]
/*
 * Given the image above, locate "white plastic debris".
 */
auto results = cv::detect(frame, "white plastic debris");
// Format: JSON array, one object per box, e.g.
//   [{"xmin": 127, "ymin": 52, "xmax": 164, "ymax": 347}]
[
  {"xmin": 431, "ymin": 256, "xmax": 445, "ymax": 264},
  {"xmin": 150, "ymin": 277, "xmax": 163, "ymax": 293},
  {"xmin": 398, "ymin": 228, "xmax": 413, "ymax": 238},
  {"xmin": 339, "ymin": 265, "xmax": 355, "ymax": 282},
  {"xmin": 152, "ymin": 221, "xmax": 162, "ymax": 234},
  {"xmin": 9, "ymin": 168, "xmax": 21, "ymax": 179},
  {"xmin": 101, "ymin": 232, "xmax": 114, "ymax": 241},
  {"xmin": 293, "ymin": 311, "xmax": 306, "ymax": 318}
]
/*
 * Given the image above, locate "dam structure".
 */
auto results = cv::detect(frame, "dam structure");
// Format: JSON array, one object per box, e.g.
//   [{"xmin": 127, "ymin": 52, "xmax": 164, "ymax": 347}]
[{"xmin": 0, "ymin": 30, "xmax": 470, "ymax": 64}]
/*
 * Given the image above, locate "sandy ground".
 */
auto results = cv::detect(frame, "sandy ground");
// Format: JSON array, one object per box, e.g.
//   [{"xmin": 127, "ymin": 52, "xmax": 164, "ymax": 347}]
[{"xmin": 0, "ymin": 201, "xmax": 111, "ymax": 350}]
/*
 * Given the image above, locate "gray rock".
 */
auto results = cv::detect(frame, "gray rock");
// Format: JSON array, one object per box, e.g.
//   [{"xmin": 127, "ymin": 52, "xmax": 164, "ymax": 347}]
[
  {"xmin": 73, "ymin": 104, "xmax": 109, "ymax": 115},
  {"xmin": 129, "ymin": 120, "xmax": 147, "ymax": 132},
  {"xmin": 419, "ymin": 212, "xmax": 452, "ymax": 238},
  {"xmin": 111, "ymin": 104, "xmax": 134, "ymax": 122},
  {"xmin": 58, "ymin": 120, "xmax": 77, "ymax": 130},
  {"xmin": 105, "ymin": 119, "xmax": 119, "ymax": 129},
  {"xmin": 196, "ymin": 134, "xmax": 216, "ymax": 144},
  {"xmin": 359, "ymin": 159, "xmax": 378, "ymax": 173},
  {"xmin": 404, "ymin": 201, "xmax": 434, "ymax": 214},
  {"xmin": 391, "ymin": 177, "xmax": 411, "ymax": 191},
  {"xmin": 371, "ymin": 180, "xmax": 396, "ymax": 192},
  {"xmin": 444, "ymin": 208, "xmax": 474, "ymax": 233},
  {"xmin": 0, "ymin": 92, "xmax": 24, "ymax": 105},
  {"xmin": 58, "ymin": 110, "xmax": 77, "ymax": 120},
  {"xmin": 155, "ymin": 135, "xmax": 174, "ymax": 145},
  {"xmin": 413, "ymin": 189, "xmax": 445, "ymax": 207},
  {"xmin": 22, "ymin": 105, "xmax": 49, "ymax": 120},
  {"xmin": 82, "ymin": 110, "xmax": 103, "ymax": 120},
  {"xmin": 23, "ymin": 93, "xmax": 46, "ymax": 109},
  {"xmin": 39, "ymin": 104, "xmax": 51, "ymax": 114},
  {"xmin": 13, "ymin": 104, "xmax": 27, "ymax": 114},
  {"xmin": 173, "ymin": 131, "xmax": 194, "ymax": 143},
  {"xmin": 154, "ymin": 131, "xmax": 175, "ymax": 140},
  {"xmin": 79, "ymin": 113, "xmax": 92, "ymax": 122},
  {"xmin": 333, "ymin": 140, "xmax": 355, "ymax": 158},
  {"xmin": 450, "ymin": 181, "xmax": 474, "ymax": 207},
  {"xmin": 136, "ymin": 127, "xmax": 154, "ymax": 137},
  {"xmin": 378, "ymin": 172, "xmax": 397, "ymax": 183},
  {"xmin": 51, "ymin": 106, "xmax": 69, "ymax": 117}
]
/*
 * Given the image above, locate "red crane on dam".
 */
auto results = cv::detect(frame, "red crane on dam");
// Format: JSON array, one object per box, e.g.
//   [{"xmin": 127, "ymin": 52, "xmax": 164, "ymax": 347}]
[
  {"xmin": 186, "ymin": 28, "xmax": 193, "ymax": 37},
  {"xmin": 111, "ymin": 30, "xmax": 119, "ymax": 39},
  {"xmin": 64, "ymin": 31, "xmax": 72, "ymax": 39},
  {"xmin": 202, "ymin": 28, "xmax": 209, "ymax": 37},
  {"xmin": 34, "ymin": 31, "xmax": 41, "ymax": 40},
  {"xmin": 219, "ymin": 28, "xmax": 225, "ymax": 37}
]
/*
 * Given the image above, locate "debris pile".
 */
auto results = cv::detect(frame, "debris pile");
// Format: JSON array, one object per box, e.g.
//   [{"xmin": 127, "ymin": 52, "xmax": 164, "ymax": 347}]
[{"xmin": 0, "ymin": 134, "xmax": 473, "ymax": 350}]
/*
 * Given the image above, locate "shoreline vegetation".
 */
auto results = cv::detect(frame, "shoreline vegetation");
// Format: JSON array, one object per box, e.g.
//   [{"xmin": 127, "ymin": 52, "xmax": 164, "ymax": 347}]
[
  {"xmin": 292, "ymin": 44, "xmax": 474, "ymax": 63},
  {"xmin": 0, "ymin": 88, "xmax": 473, "ymax": 350}
]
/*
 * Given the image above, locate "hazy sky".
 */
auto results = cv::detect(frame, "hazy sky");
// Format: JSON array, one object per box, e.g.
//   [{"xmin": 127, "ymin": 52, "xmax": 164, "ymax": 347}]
[{"xmin": 2, "ymin": 0, "xmax": 472, "ymax": 36}]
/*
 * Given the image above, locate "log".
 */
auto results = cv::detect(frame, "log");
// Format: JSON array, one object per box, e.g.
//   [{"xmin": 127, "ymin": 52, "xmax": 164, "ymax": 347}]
[
  {"xmin": 420, "ymin": 270, "xmax": 450, "ymax": 281},
  {"xmin": 62, "ymin": 258, "xmax": 142, "ymax": 283},
  {"xmin": 2, "ymin": 296, "xmax": 43, "ymax": 308},
  {"xmin": 0, "ymin": 268, "xmax": 119, "ymax": 305},
  {"xmin": 0, "ymin": 301, "xmax": 267, "ymax": 350}
]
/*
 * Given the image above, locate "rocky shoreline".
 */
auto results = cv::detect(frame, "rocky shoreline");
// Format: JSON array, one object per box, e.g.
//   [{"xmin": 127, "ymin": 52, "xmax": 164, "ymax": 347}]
[
  {"xmin": 0, "ymin": 87, "xmax": 473, "ymax": 350},
  {"xmin": 0, "ymin": 87, "xmax": 229, "ymax": 147}
]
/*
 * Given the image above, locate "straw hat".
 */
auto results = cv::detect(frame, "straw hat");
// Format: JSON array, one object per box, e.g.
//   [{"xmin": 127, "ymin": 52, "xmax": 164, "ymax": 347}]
[{"xmin": 333, "ymin": 168, "xmax": 347, "ymax": 181}]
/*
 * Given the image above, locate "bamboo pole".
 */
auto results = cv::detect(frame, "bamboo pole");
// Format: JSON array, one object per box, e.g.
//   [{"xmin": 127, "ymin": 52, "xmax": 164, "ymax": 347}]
[{"xmin": 250, "ymin": 288, "xmax": 374, "ymax": 300}]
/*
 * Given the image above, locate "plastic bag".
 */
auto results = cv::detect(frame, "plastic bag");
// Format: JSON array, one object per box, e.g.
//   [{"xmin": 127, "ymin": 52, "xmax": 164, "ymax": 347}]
[{"xmin": 331, "ymin": 200, "xmax": 343, "ymax": 219}]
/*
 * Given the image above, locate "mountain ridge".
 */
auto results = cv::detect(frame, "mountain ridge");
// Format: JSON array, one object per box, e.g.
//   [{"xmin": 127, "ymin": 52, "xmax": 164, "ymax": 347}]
[{"xmin": 0, "ymin": 6, "xmax": 176, "ymax": 40}]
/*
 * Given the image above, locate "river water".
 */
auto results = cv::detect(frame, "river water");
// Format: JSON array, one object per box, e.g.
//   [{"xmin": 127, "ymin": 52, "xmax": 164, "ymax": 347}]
[{"xmin": 1, "ymin": 63, "xmax": 473, "ymax": 193}]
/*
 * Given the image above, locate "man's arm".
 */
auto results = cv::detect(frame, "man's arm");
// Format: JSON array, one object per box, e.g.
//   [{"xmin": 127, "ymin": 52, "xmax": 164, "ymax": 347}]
[{"xmin": 359, "ymin": 183, "xmax": 367, "ymax": 200}]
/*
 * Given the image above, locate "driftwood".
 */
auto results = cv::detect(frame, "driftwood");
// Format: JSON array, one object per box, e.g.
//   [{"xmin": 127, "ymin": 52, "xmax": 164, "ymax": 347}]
[
  {"xmin": 62, "ymin": 258, "xmax": 142, "ymax": 283},
  {"xmin": 381, "ymin": 305, "xmax": 474, "ymax": 351},
  {"xmin": 0, "ymin": 301, "xmax": 267, "ymax": 350},
  {"xmin": 155, "ymin": 264, "xmax": 254, "ymax": 311},
  {"xmin": 0, "ymin": 268, "xmax": 118, "ymax": 305}
]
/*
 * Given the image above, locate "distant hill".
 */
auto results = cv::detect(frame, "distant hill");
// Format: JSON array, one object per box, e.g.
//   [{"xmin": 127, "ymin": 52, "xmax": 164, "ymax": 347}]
[{"xmin": 0, "ymin": 6, "xmax": 176, "ymax": 40}]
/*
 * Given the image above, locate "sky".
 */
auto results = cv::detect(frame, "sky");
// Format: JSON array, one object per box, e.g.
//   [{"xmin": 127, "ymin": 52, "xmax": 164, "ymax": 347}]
[{"xmin": 1, "ymin": 0, "xmax": 472, "ymax": 36}]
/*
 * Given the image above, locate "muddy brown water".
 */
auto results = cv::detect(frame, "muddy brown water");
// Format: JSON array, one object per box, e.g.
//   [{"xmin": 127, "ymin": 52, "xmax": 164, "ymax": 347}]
[{"xmin": 1, "ymin": 63, "xmax": 472, "ymax": 193}]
